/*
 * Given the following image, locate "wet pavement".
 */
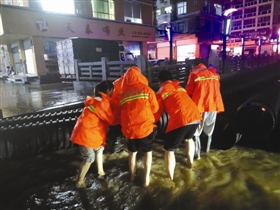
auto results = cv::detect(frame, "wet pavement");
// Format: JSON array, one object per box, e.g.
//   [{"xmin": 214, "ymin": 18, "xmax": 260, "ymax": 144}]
[{"xmin": 0, "ymin": 80, "xmax": 90, "ymax": 118}]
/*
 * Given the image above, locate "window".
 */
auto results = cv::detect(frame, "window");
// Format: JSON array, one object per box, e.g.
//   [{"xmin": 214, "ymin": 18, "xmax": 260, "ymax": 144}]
[
  {"xmin": 231, "ymin": 20, "xmax": 242, "ymax": 30},
  {"xmin": 243, "ymin": 18, "xmax": 255, "ymax": 28},
  {"xmin": 177, "ymin": 2, "xmax": 187, "ymax": 15},
  {"xmin": 42, "ymin": 0, "xmax": 75, "ymax": 14},
  {"xmin": 244, "ymin": 7, "xmax": 256, "ymax": 18},
  {"xmin": 165, "ymin": 6, "xmax": 172, "ymax": 13},
  {"xmin": 204, "ymin": 1, "xmax": 210, "ymax": 13},
  {"xmin": 258, "ymin": 4, "xmax": 271, "ymax": 15},
  {"xmin": 92, "ymin": 0, "xmax": 115, "ymax": 20},
  {"xmin": 214, "ymin": 4, "xmax": 222, "ymax": 16},
  {"xmin": 257, "ymin": 16, "xmax": 270, "ymax": 26},
  {"xmin": 124, "ymin": 1, "xmax": 142, "ymax": 23}
]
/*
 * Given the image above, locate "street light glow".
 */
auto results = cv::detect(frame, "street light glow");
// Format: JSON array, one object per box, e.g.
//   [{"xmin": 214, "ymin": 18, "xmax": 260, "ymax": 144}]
[{"xmin": 223, "ymin": 8, "xmax": 238, "ymax": 17}]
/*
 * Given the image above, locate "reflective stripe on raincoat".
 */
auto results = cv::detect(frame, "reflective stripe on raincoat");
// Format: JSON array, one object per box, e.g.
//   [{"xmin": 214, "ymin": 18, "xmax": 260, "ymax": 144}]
[
  {"xmin": 70, "ymin": 92, "xmax": 114, "ymax": 149},
  {"xmin": 186, "ymin": 63, "xmax": 225, "ymax": 113},
  {"xmin": 154, "ymin": 80, "xmax": 202, "ymax": 133},
  {"xmin": 120, "ymin": 66, "xmax": 159, "ymax": 139},
  {"xmin": 110, "ymin": 76, "xmax": 124, "ymax": 126}
]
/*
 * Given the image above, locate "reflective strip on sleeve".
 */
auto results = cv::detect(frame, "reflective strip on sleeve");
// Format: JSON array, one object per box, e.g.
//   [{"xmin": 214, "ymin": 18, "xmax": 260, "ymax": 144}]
[
  {"xmin": 177, "ymin": 87, "xmax": 186, "ymax": 92},
  {"xmin": 88, "ymin": 105, "xmax": 96, "ymax": 113},
  {"xmin": 120, "ymin": 93, "xmax": 149, "ymax": 105},
  {"xmin": 194, "ymin": 76, "xmax": 219, "ymax": 82},
  {"xmin": 162, "ymin": 92, "xmax": 172, "ymax": 99}
]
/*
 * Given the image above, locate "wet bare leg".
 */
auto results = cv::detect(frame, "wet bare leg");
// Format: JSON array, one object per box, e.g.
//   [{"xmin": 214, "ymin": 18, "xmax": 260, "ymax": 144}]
[
  {"xmin": 96, "ymin": 150, "xmax": 105, "ymax": 176},
  {"xmin": 164, "ymin": 150, "xmax": 176, "ymax": 180},
  {"xmin": 185, "ymin": 139, "xmax": 195, "ymax": 168},
  {"xmin": 129, "ymin": 151, "xmax": 137, "ymax": 182},
  {"xmin": 143, "ymin": 151, "xmax": 152, "ymax": 187}
]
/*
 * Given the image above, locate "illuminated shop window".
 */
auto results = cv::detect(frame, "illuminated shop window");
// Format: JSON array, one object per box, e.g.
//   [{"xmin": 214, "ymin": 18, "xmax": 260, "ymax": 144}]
[{"xmin": 92, "ymin": 0, "xmax": 115, "ymax": 20}]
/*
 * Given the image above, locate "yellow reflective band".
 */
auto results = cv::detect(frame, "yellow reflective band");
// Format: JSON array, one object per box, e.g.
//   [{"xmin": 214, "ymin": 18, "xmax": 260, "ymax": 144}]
[
  {"xmin": 177, "ymin": 88, "xmax": 186, "ymax": 92},
  {"xmin": 120, "ymin": 93, "xmax": 149, "ymax": 105},
  {"xmin": 162, "ymin": 92, "xmax": 172, "ymax": 99},
  {"xmin": 88, "ymin": 105, "xmax": 96, "ymax": 113},
  {"xmin": 194, "ymin": 76, "xmax": 219, "ymax": 82}
]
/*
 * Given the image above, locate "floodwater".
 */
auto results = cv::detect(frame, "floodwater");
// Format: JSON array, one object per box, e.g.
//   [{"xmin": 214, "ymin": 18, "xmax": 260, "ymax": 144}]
[
  {"xmin": 1, "ymin": 81, "xmax": 280, "ymax": 209},
  {"xmin": 1, "ymin": 140, "xmax": 280, "ymax": 209}
]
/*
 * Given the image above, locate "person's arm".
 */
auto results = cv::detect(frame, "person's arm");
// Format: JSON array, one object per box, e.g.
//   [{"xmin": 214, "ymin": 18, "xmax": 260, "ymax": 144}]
[
  {"xmin": 153, "ymin": 93, "xmax": 164, "ymax": 123},
  {"xmin": 186, "ymin": 73, "xmax": 195, "ymax": 97}
]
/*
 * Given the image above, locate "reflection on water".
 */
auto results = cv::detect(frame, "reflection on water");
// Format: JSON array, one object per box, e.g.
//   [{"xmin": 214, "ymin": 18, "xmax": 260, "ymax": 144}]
[
  {"xmin": 0, "ymin": 81, "xmax": 88, "ymax": 118},
  {"xmin": 2, "ymin": 141, "xmax": 280, "ymax": 210}
]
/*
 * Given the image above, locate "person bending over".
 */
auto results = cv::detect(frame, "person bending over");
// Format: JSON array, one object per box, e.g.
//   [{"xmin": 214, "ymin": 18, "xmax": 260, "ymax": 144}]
[
  {"xmin": 119, "ymin": 66, "xmax": 159, "ymax": 187},
  {"xmin": 70, "ymin": 81, "xmax": 114, "ymax": 188},
  {"xmin": 154, "ymin": 70, "xmax": 202, "ymax": 180}
]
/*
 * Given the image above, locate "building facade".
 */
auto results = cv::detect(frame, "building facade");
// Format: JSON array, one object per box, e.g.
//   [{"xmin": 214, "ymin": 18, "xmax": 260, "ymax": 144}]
[
  {"xmin": 0, "ymin": 0, "xmax": 154, "ymax": 77},
  {"xmin": 222, "ymin": 0, "xmax": 280, "ymax": 55},
  {"xmin": 151, "ymin": 0, "xmax": 223, "ymax": 61}
]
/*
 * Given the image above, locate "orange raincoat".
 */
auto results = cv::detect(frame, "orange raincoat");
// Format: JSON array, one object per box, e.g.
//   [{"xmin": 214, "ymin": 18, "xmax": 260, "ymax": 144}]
[
  {"xmin": 120, "ymin": 66, "xmax": 159, "ymax": 139},
  {"xmin": 186, "ymin": 64, "xmax": 224, "ymax": 113},
  {"xmin": 110, "ymin": 76, "xmax": 124, "ymax": 126},
  {"xmin": 154, "ymin": 80, "xmax": 202, "ymax": 133},
  {"xmin": 70, "ymin": 92, "xmax": 114, "ymax": 149}
]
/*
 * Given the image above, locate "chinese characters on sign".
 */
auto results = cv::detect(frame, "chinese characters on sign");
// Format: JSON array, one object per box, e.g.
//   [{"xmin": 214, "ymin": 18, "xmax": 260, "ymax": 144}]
[
  {"xmin": 118, "ymin": 28, "xmax": 125, "ymax": 36},
  {"xmin": 102, "ymin": 25, "xmax": 110, "ymax": 35},
  {"xmin": 132, "ymin": 31, "xmax": 151, "ymax": 38},
  {"xmin": 36, "ymin": 19, "xmax": 48, "ymax": 32},
  {"xmin": 85, "ymin": 24, "xmax": 93, "ymax": 34},
  {"xmin": 66, "ymin": 23, "xmax": 75, "ymax": 33}
]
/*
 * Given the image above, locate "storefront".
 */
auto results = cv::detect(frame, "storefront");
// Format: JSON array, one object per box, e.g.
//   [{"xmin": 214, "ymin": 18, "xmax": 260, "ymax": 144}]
[{"xmin": 0, "ymin": 5, "xmax": 155, "ymax": 76}]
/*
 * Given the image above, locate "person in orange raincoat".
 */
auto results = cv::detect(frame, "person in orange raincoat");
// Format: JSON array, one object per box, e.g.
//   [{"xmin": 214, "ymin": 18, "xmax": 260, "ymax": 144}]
[
  {"xmin": 154, "ymin": 70, "xmax": 202, "ymax": 180},
  {"xmin": 186, "ymin": 61, "xmax": 225, "ymax": 159},
  {"xmin": 70, "ymin": 81, "xmax": 114, "ymax": 188},
  {"xmin": 106, "ymin": 76, "xmax": 124, "ymax": 153},
  {"xmin": 119, "ymin": 66, "xmax": 159, "ymax": 187}
]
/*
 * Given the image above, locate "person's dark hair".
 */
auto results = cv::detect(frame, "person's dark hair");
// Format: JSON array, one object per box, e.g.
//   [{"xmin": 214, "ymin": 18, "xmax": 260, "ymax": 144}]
[
  {"xmin": 94, "ymin": 80, "xmax": 114, "ymax": 97},
  {"xmin": 192, "ymin": 58, "xmax": 205, "ymax": 67},
  {"xmin": 158, "ymin": 70, "xmax": 173, "ymax": 83}
]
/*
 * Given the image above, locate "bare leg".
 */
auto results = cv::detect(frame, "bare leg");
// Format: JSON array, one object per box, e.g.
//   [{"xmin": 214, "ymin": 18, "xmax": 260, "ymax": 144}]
[
  {"xmin": 164, "ymin": 150, "xmax": 176, "ymax": 180},
  {"xmin": 96, "ymin": 150, "xmax": 105, "ymax": 176},
  {"xmin": 76, "ymin": 161, "xmax": 92, "ymax": 188},
  {"xmin": 143, "ymin": 151, "xmax": 152, "ymax": 187},
  {"xmin": 185, "ymin": 139, "xmax": 195, "ymax": 168},
  {"xmin": 128, "ymin": 152, "xmax": 137, "ymax": 182},
  {"xmin": 194, "ymin": 136, "xmax": 201, "ymax": 160}
]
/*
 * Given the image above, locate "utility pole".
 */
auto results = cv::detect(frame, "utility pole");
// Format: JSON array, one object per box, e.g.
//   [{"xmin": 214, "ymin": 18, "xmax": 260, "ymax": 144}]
[{"xmin": 165, "ymin": 23, "xmax": 173, "ymax": 63}]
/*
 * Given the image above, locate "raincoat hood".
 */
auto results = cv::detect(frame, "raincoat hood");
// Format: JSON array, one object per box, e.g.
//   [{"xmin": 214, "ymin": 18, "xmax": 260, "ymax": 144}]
[
  {"xmin": 122, "ymin": 66, "xmax": 148, "ymax": 87},
  {"xmin": 193, "ymin": 63, "xmax": 207, "ymax": 72},
  {"xmin": 84, "ymin": 92, "xmax": 109, "ymax": 107}
]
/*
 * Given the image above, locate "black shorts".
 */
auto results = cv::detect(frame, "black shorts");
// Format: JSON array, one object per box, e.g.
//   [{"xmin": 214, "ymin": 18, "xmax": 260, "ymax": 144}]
[
  {"xmin": 164, "ymin": 124, "xmax": 199, "ymax": 152},
  {"xmin": 127, "ymin": 131, "xmax": 156, "ymax": 153}
]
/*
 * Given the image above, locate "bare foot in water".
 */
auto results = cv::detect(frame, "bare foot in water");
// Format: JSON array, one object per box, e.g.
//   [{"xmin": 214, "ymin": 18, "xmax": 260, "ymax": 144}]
[{"xmin": 144, "ymin": 177, "xmax": 150, "ymax": 187}]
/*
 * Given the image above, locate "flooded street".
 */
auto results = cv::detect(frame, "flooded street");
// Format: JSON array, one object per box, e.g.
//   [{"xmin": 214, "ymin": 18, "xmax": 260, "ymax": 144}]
[
  {"xmin": 1, "ymin": 142, "xmax": 280, "ymax": 209},
  {"xmin": 1, "ymin": 81, "xmax": 280, "ymax": 209}
]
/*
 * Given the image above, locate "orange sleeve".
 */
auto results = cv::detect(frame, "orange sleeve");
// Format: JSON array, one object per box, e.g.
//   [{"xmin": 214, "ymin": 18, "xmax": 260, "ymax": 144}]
[
  {"xmin": 153, "ymin": 93, "xmax": 164, "ymax": 123},
  {"xmin": 148, "ymin": 88, "xmax": 159, "ymax": 115},
  {"xmin": 186, "ymin": 73, "xmax": 195, "ymax": 96},
  {"xmin": 97, "ymin": 100, "xmax": 114, "ymax": 126}
]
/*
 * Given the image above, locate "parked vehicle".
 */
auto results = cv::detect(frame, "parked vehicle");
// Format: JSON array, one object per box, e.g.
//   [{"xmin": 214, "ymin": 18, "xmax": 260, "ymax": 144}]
[{"xmin": 56, "ymin": 38, "xmax": 134, "ymax": 78}]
